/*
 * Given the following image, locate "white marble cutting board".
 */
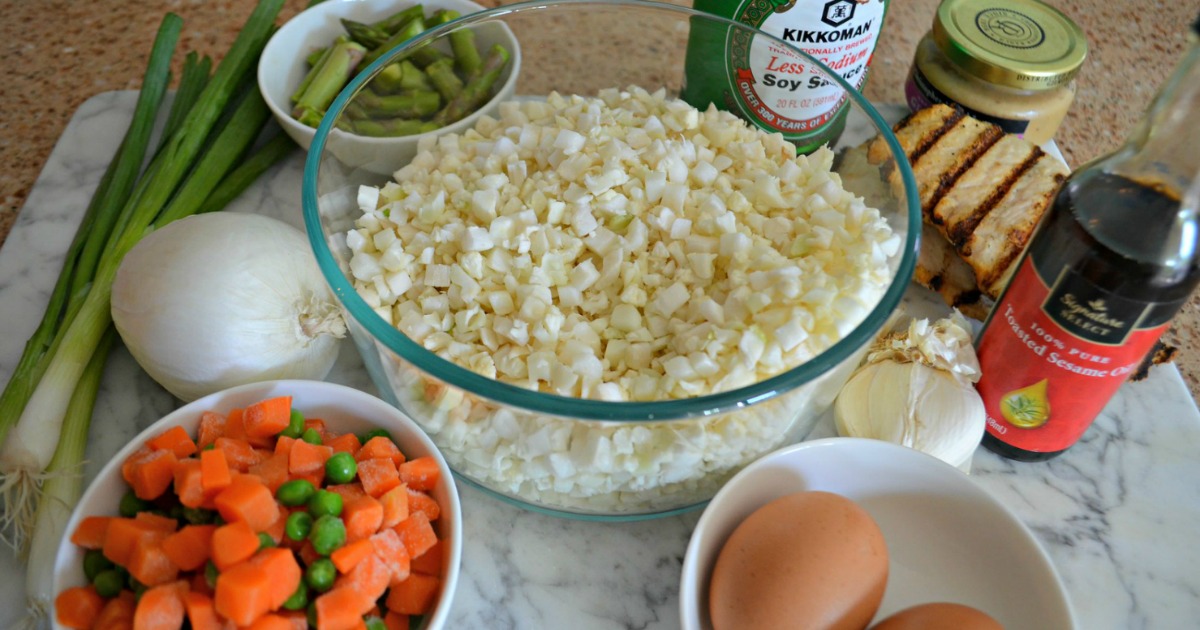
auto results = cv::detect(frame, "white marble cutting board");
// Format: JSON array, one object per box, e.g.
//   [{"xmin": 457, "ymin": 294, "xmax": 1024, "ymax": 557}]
[{"xmin": 1, "ymin": 92, "xmax": 1199, "ymax": 629}]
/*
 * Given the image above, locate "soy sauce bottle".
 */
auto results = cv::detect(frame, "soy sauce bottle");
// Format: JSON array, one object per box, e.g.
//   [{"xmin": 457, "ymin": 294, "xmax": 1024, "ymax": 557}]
[
  {"xmin": 681, "ymin": 0, "xmax": 890, "ymax": 154},
  {"xmin": 974, "ymin": 16, "xmax": 1200, "ymax": 461}
]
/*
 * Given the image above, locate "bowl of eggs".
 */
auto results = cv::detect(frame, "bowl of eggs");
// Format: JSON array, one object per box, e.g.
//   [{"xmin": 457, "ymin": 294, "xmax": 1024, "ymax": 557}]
[
  {"xmin": 302, "ymin": 0, "xmax": 922, "ymax": 520},
  {"xmin": 679, "ymin": 437, "xmax": 1075, "ymax": 629}
]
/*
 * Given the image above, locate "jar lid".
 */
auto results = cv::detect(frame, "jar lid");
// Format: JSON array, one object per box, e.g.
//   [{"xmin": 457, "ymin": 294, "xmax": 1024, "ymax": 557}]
[{"xmin": 932, "ymin": 0, "xmax": 1088, "ymax": 90}]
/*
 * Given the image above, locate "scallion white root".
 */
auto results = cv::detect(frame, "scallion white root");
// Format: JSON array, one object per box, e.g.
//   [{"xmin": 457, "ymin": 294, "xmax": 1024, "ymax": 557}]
[{"xmin": 19, "ymin": 331, "xmax": 113, "ymax": 629}]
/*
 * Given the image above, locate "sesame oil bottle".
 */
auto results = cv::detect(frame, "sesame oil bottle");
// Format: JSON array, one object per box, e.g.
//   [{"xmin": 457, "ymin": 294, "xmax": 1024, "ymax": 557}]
[{"xmin": 975, "ymin": 17, "xmax": 1200, "ymax": 461}]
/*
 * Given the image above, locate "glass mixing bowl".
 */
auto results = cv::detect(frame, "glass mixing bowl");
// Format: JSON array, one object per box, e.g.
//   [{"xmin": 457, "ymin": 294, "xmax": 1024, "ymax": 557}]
[{"xmin": 302, "ymin": 0, "xmax": 919, "ymax": 520}]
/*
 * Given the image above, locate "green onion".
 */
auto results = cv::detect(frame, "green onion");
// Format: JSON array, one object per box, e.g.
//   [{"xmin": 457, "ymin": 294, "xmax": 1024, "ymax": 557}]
[
  {"xmin": 20, "ymin": 331, "xmax": 114, "ymax": 624},
  {"xmin": 0, "ymin": 13, "xmax": 181, "ymax": 547},
  {"xmin": 0, "ymin": 0, "xmax": 286, "ymax": 549},
  {"xmin": 193, "ymin": 131, "xmax": 296, "ymax": 217},
  {"xmin": 155, "ymin": 85, "xmax": 273, "ymax": 227},
  {"xmin": 157, "ymin": 52, "xmax": 214, "ymax": 156}
]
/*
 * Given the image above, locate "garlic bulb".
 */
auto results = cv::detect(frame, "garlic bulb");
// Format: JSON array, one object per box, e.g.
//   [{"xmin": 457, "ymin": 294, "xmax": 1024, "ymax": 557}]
[
  {"xmin": 834, "ymin": 312, "xmax": 985, "ymax": 472},
  {"xmin": 111, "ymin": 213, "xmax": 347, "ymax": 402}
]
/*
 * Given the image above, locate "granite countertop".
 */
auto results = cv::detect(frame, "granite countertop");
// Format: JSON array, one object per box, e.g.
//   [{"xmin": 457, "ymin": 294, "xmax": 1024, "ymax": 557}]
[
  {"xmin": 2, "ymin": 3, "xmax": 1200, "ymax": 628},
  {"xmin": 4, "ymin": 1, "xmax": 1198, "ymax": 400}
]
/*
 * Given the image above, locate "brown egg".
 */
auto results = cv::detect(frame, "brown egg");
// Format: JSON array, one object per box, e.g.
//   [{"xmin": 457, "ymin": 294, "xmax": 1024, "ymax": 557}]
[
  {"xmin": 870, "ymin": 602, "xmax": 1005, "ymax": 630},
  {"xmin": 708, "ymin": 490, "xmax": 889, "ymax": 630}
]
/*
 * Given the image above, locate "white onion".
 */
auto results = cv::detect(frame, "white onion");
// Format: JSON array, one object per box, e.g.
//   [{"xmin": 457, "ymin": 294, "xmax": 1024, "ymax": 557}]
[{"xmin": 111, "ymin": 213, "xmax": 346, "ymax": 401}]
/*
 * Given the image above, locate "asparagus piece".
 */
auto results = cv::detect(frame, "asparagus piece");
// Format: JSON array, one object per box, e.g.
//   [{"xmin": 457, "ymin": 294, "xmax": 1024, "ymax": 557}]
[
  {"xmin": 362, "ymin": 15, "xmax": 426, "ymax": 67},
  {"xmin": 426, "ymin": 57, "xmax": 463, "ymax": 100},
  {"xmin": 292, "ymin": 39, "xmax": 367, "ymax": 118},
  {"xmin": 372, "ymin": 4, "xmax": 425, "ymax": 34},
  {"xmin": 374, "ymin": 59, "xmax": 432, "ymax": 92},
  {"xmin": 373, "ymin": 62, "xmax": 405, "ymax": 93},
  {"xmin": 345, "ymin": 99, "xmax": 371, "ymax": 120},
  {"xmin": 356, "ymin": 89, "xmax": 441, "ymax": 118},
  {"xmin": 429, "ymin": 8, "xmax": 455, "ymax": 25},
  {"xmin": 399, "ymin": 60, "xmax": 434, "ymax": 90},
  {"xmin": 434, "ymin": 9, "xmax": 482, "ymax": 76},
  {"xmin": 340, "ymin": 117, "xmax": 442, "ymax": 137},
  {"xmin": 341, "ymin": 18, "xmax": 390, "ymax": 49},
  {"xmin": 196, "ymin": 131, "xmax": 296, "ymax": 215},
  {"xmin": 410, "ymin": 46, "xmax": 450, "ymax": 69},
  {"xmin": 292, "ymin": 36, "xmax": 350, "ymax": 103},
  {"xmin": 305, "ymin": 46, "xmax": 326, "ymax": 67},
  {"xmin": 295, "ymin": 105, "xmax": 324, "ymax": 128},
  {"xmin": 434, "ymin": 44, "xmax": 510, "ymax": 125}
]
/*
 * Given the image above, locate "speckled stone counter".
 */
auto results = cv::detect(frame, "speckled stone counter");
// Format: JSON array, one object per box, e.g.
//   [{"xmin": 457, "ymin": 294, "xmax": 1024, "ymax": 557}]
[{"xmin": 2, "ymin": 0, "xmax": 1198, "ymax": 396}]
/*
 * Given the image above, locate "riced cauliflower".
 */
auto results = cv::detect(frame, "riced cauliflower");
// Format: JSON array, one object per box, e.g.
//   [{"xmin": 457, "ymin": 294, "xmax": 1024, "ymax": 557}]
[{"xmin": 345, "ymin": 86, "xmax": 900, "ymax": 513}]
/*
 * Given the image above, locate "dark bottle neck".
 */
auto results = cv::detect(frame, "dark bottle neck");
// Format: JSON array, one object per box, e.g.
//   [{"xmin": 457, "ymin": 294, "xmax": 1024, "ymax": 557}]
[
  {"xmin": 1103, "ymin": 40, "xmax": 1200, "ymax": 196},
  {"xmin": 1069, "ymin": 37, "xmax": 1200, "ymax": 274}
]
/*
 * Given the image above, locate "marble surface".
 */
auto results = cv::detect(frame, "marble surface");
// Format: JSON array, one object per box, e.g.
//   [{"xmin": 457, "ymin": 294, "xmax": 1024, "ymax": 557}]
[
  {"xmin": 2, "ymin": 0, "xmax": 1200, "ymax": 401},
  {"xmin": 3, "ymin": 89, "xmax": 1200, "ymax": 629}
]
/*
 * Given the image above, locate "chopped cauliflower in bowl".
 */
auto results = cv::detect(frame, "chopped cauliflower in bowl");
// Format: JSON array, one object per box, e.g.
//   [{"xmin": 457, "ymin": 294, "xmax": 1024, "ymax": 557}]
[{"xmin": 302, "ymin": 1, "xmax": 919, "ymax": 519}]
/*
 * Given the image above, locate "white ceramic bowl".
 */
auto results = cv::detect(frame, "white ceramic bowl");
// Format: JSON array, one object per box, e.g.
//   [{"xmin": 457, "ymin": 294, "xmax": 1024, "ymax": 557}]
[
  {"xmin": 679, "ymin": 437, "xmax": 1075, "ymax": 630},
  {"xmin": 258, "ymin": 0, "xmax": 520, "ymax": 172},
  {"xmin": 52, "ymin": 379, "xmax": 463, "ymax": 630}
]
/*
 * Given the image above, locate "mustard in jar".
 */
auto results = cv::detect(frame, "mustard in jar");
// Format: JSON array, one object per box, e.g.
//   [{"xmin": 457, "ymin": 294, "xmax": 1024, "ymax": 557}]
[{"xmin": 905, "ymin": 0, "xmax": 1087, "ymax": 145}]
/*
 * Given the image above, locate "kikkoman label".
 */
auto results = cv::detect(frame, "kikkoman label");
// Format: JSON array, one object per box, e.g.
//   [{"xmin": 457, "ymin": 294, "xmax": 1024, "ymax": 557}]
[{"xmin": 683, "ymin": 0, "xmax": 888, "ymax": 150}]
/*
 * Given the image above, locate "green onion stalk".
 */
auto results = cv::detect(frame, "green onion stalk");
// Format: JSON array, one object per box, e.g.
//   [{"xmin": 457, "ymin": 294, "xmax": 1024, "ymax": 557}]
[
  {"xmin": 18, "ymin": 331, "xmax": 115, "ymax": 629},
  {"xmin": 0, "ymin": 0, "xmax": 287, "ymax": 548},
  {"xmin": 0, "ymin": 13, "xmax": 180, "ymax": 548}
]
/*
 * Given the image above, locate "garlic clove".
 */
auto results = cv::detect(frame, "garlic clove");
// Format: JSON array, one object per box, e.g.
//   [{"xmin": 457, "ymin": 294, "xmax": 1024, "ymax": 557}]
[{"xmin": 834, "ymin": 314, "xmax": 986, "ymax": 472}]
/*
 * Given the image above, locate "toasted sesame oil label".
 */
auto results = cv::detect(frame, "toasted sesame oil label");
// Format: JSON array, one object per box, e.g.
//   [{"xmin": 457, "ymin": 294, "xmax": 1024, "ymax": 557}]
[
  {"xmin": 975, "ymin": 255, "xmax": 1173, "ymax": 453},
  {"xmin": 683, "ymin": 0, "xmax": 888, "ymax": 150}
]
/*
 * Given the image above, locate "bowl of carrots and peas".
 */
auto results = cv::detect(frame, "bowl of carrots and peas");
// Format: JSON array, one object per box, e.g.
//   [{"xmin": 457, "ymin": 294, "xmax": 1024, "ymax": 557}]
[
  {"xmin": 51, "ymin": 379, "xmax": 462, "ymax": 630},
  {"xmin": 257, "ymin": 0, "xmax": 521, "ymax": 173}
]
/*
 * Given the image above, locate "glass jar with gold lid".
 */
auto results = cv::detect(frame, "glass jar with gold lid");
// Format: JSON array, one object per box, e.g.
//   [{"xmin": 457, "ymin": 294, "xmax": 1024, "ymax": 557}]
[{"xmin": 905, "ymin": 0, "xmax": 1087, "ymax": 145}]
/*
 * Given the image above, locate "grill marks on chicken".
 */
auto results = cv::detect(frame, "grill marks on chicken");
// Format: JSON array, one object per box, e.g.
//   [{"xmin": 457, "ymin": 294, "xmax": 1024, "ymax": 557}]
[{"xmin": 866, "ymin": 104, "xmax": 1069, "ymax": 312}]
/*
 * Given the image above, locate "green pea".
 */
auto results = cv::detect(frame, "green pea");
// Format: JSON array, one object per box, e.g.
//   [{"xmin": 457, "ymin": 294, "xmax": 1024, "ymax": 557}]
[
  {"xmin": 182, "ymin": 506, "xmax": 215, "ymax": 525},
  {"xmin": 286, "ymin": 512, "xmax": 314, "ymax": 542},
  {"xmin": 277, "ymin": 479, "xmax": 317, "ymax": 507},
  {"xmin": 167, "ymin": 504, "xmax": 187, "ymax": 522},
  {"xmin": 280, "ymin": 409, "xmax": 306, "ymax": 439},
  {"xmin": 205, "ymin": 561, "xmax": 219, "ymax": 589},
  {"xmin": 282, "ymin": 580, "xmax": 308, "ymax": 611},
  {"xmin": 365, "ymin": 617, "xmax": 388, "ymax": 630},
  {"xmin": 258, "ymin": 532, "xmax": 276, "ymax": 549},
  {"xmin": 308, "ymin": 514, "xmax": 346, "ymax": 556},
  {"xmin": 308, "ymin": 489, "xmax": 343, "ymax": 519},
  {"xmin": 83, "ymin": 549, "xmax": 113, "ymax": 581},
  {"xmin": 93, "ymin": 569, "xmax": 125, "ymax": 598},
  {"xmin": 307, "ymin": 601, "xmax": 319, "ymax": 628},
  {"xmin": 129, "ymin": 578, "xmax": 148, "ymax": 599},
  {"xmin": 300, "ymin": 428, "xmax": 323, "ymax": 445},
  {"xmin": 359, "ymin": 428, "xmax": 393, "ymax": 444},
  {"xmin": 324, "ymin": 452, "xmax": 358, "ymax": 485},
  {"xmin": 118, "ymin": 491, "xmax": 149, "ymax": 518},
  {"xmin": 305, "ymin": 557, "xmax": 337, "ymax": 592},
  {"xmin": 203, "ymin": 443, "xmax": 216, "ymax": 451}
]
